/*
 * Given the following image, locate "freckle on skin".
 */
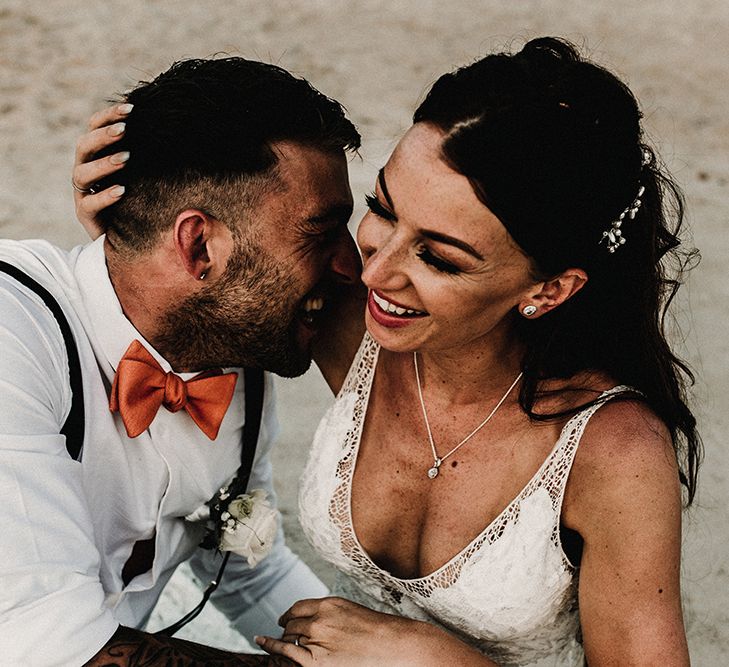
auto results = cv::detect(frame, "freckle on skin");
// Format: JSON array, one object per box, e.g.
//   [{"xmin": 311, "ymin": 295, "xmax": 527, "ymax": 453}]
[
  {"xmin": 451, "ymin": 461, "xmax": 458, "ymax": 468},
  {"xmin": 659, "ymin": 588, "xmax": 663, "ymax": 593}
]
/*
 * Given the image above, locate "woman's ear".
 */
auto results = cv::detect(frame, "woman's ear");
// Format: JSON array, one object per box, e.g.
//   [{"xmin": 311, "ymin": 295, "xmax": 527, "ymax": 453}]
[
  {"xmin": 519, "ymin": 268, "xmax": 588, "ymax": 318},
  {"xmin": 173, "ymin": 210, "xmax": 233, "ymax": 282}
]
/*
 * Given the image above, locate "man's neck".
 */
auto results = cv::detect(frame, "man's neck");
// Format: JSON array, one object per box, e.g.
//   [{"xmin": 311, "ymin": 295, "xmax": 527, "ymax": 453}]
[{"xmin": 104, "ymin": 237, "xmax": 181, "ymax": 357}]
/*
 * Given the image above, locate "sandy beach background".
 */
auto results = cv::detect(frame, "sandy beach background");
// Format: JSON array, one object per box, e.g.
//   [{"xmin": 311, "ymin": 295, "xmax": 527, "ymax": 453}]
[{"xmin": 1, "ymin": 1, "xmax": 727, "ymax": 663}]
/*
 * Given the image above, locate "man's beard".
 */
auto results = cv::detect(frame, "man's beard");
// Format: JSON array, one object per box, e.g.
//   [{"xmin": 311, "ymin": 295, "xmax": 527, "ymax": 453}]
[{"xmin": 154, "ymin": 242, "xmax": 312, "ymax": 377}]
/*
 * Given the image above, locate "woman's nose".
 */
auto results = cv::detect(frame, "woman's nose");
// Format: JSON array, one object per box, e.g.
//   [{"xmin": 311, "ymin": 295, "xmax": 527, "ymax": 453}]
[{"xmin": 360, "ymin": 222, "xmax": 408, "ymax": 290}]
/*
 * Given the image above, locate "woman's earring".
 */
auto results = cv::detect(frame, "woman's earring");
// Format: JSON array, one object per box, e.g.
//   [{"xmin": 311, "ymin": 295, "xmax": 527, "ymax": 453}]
[
  {"xmin": 522, "ymin": 305, "xmax": 537, "ymax": 317},
  {"xmin": 199, "ymin": 271, "xmax": 207, "ymax": 281}
]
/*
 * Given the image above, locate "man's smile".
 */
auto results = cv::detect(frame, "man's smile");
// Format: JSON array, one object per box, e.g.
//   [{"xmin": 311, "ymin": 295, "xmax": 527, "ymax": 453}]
[{"xmin": 298, "ymin": 293, "xmax": 326, "ymax": 327}]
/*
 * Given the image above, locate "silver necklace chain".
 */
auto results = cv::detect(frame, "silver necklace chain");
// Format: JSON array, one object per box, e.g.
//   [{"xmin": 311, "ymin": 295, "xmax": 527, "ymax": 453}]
[{"xmin": 413, "ymin": 352, "xmax": 523, "ymax": 479}]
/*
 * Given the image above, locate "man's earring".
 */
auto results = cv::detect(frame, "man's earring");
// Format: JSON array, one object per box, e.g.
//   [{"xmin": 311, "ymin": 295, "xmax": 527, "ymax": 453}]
[
  {"xmin": 522, "ymin": 305, "xmax": 537, "ymax": 317},
  {"xmin": 199, "ymin": 271, "xmax": 207, "ymax": 281}
]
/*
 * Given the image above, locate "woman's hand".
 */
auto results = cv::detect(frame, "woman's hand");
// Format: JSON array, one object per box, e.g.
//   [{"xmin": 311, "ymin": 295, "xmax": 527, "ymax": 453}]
[
  {"xmin": 255, "ymin": 597, "xmax": 494, "ymax": 667},
  {"xmin": 256, "ymin": 597, "xmax": 419, "ymax": 666},
  {"xmin": 72, "ymin": 104, "xmax": 133, "ymax": 240}
]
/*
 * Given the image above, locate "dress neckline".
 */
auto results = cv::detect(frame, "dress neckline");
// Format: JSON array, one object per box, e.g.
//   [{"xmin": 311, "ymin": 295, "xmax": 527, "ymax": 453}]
[{"xmin": 343, "ymin": 334, "xmax": 625, "ymax": 584}]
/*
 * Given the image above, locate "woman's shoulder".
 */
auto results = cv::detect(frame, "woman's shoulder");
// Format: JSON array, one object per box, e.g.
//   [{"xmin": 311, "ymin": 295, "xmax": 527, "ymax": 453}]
[
  {"xmin": 576, "ymin": 395, "xmax": 673, "ymax": 465},
  {"xmin": 562, "ymin": 394, "xmax": 680, "ymax": 532}
]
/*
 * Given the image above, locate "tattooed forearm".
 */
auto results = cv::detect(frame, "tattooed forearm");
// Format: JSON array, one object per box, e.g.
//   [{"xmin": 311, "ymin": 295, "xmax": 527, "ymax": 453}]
[{"xmin": 83, "ymin": 626, "xmax": 296, "ymax": 667}]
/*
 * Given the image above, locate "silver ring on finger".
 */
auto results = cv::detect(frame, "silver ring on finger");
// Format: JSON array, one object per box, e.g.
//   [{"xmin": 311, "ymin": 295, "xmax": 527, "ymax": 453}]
[{"xmin": 72, "ymin": 179, "xmax": 96, "ymax": 195}]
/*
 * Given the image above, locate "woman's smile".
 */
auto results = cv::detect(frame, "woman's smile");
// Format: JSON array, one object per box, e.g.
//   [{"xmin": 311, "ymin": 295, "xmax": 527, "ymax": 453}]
[{"xmin": 367, "ymin": 289, "xmax": 427, "ymax": 328}]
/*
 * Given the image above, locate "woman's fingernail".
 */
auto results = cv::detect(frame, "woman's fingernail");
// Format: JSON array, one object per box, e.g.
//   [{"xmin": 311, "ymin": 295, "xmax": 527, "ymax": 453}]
[
  {"xmin": 118, "ymin": 103, "xmax": 134, "ymax": 114},
  {"xmin": 254, "ymin": 636, "xmax": 263, "ymax": 645},
  {"xmin": 110, "ymin": 185, "xmax": 125, "ymax": 197},
  {"xmin": 110, "ymin": 151, "xmax": 130, "ymax": 165},
  {"xmin": 109, "ymin": 122, "xmax": 126, "ymax": 136}
]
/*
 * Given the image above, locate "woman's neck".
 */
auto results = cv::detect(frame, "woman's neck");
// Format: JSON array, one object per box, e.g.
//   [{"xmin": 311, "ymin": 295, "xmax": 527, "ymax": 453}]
[{"xmin": 392, "ymin": 325, "xmax": 525, "ymax": 407}]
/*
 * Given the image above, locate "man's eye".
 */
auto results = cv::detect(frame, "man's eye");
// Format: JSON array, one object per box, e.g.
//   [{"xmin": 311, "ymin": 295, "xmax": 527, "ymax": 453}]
[
  {"xmin": 416, "ymin": 248, "xmax": 459, "ymax": 275},
  {"xmin": 365, "ymin": 193, "xmax": 396, "ymax": 221}
]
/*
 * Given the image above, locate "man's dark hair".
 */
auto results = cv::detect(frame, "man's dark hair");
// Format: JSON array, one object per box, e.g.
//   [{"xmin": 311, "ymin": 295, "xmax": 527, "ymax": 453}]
[{"xmin": 96, "ymin": 57, "xmax": 360, "ymax": 252}]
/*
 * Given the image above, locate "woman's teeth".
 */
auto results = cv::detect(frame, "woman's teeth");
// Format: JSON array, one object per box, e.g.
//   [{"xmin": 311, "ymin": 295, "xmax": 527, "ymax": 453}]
[{"xmin": 372, "ymin": 292, "xmax": 424, "ymax": 316}]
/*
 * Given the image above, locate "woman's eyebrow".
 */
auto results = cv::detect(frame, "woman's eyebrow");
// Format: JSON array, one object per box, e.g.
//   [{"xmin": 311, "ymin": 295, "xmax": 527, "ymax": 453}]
[
  {"xmin": 378, "ymin": 168, "xmax": 396, "ymax": 212},
  {"xmin": 420, "ymin": 230, "xmax": 484, "ymax": 260},
  {"xmin": 378, "ymin": 166, "xmax": 482, "ymax": 260}
]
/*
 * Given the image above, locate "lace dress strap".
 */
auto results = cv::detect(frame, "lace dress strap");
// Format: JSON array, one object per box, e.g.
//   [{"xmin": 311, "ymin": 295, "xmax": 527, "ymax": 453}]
[
  {"xmin": 337, "ymin": 332, "xmax": 379, "ymax": 396},
  {"xmin": 548, "ymin": 385, "xmax": 636, "ymax": 531}
]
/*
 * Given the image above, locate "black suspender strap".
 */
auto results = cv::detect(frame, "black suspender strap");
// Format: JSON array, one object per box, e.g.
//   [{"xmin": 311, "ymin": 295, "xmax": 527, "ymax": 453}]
[
  {"xmin": 0, "ymin": 261, "xmax": 85, "ymax": 460},
  {"xmin": 236, "ymin": 366, "xmax": 265, "ymax": 492}
]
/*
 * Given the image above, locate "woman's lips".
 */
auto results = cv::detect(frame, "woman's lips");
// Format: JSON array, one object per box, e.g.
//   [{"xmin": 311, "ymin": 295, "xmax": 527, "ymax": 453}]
[{"xmin": 367, "ymin": 290, "xmax": 427, "ymax": 328}]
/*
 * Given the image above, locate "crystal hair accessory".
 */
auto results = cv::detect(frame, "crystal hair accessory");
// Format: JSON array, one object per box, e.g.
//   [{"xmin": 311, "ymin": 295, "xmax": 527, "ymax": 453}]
[{"xmin": 599, "ymin": 185, "xmax": 645, "ymax": 253}]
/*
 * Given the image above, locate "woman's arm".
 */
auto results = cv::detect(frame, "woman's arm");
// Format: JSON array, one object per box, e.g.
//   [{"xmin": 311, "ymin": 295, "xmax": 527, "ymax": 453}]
[
  {"xmin": 564, "ymin": 399, "xmax": 689, "ymax": 666},
  {"xmin": 255, "ymin": 597, "xmax": 498, "ymax": 667},
  {"xmin": 311, "ymin": 278, "xmax": 367, "ymax": 394}
]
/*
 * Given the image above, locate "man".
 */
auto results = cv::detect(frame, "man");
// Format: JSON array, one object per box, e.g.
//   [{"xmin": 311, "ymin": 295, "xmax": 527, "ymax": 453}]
[{"xmin": 0, "ymin": 57, "xmax": 362, "ymax": 665}]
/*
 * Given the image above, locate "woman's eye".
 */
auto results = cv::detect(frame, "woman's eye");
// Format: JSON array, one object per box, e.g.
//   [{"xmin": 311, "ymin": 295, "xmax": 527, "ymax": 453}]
[
  {"xmin": 416, "ymin": 248, "xmax": 460, "ymax": 275},
  {"xmin": 364, "ymin": 193, "xmax": 396, "ymax": 221}
]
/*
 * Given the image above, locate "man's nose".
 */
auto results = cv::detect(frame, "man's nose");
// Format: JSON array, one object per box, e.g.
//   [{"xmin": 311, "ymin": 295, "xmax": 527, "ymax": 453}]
[{"xmin": 328, "ymin": 227, "xmax": 362, "ymax": 284}]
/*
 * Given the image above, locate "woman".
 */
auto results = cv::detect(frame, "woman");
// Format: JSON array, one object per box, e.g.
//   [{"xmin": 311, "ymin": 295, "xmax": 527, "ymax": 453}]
[{"xmin": 74, "ymin": 38, "xmax": 698, "ymax": 666}]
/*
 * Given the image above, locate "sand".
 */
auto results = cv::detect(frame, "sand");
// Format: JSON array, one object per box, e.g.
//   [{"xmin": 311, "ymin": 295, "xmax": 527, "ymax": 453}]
[{"xmin": 1, "ymin": 1, "xmax": 726, "ymax": 663}]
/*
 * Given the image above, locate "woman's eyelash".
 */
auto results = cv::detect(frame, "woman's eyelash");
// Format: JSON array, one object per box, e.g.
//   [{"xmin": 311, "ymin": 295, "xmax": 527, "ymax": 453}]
[
  {"xmin": 417, "ymin": 248, "xmax": 460, "ymax": 274},
  {"xmin": 363, "ymin": 193, "xmax": 459, "ymax": 274},
  {"xmin": 364, "ymin": 192, "xmax": 396, "ymax": 221}
]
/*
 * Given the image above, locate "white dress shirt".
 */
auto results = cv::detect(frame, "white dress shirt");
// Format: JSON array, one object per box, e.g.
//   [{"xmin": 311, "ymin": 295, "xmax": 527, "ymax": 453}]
[{"xmin": 0, "ymin": 237, "xmax": 326, "ymax": 666}]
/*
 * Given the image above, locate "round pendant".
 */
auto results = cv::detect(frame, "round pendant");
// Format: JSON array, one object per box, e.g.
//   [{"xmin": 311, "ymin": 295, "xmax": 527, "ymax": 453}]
[{"xmin": 427, "ymin": 465, "xmax": 440, "ymax": 479}]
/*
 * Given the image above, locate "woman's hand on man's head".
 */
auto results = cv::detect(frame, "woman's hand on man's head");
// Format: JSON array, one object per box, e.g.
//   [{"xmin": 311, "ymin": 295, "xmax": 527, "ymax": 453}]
[{"xmin": 72, "ymin": 103, "xmax": 132, "ymax": 240}]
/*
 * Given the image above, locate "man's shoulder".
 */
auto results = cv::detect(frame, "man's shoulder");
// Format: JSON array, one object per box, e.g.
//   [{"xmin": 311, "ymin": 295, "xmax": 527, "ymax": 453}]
[
  {"xmin": 0, "ymin": 240, "xmax": 82, "ymax": 380},
  {"xmin": 0, "ymin": 239, "xmax": 88, "ymax": 334},
  {"xmin": 0, "ymin": 238, "xmax": 79, "ymax": 289}
]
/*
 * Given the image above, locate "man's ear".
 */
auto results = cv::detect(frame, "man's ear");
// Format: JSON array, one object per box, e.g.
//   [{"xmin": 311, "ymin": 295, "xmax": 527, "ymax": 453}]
[
  {"xmin": 520, "ymin": 268, "xmax": 588, "ymax": 318},
  {"xmin": 173, "ymin": 210, "xmax": 231, "ymax": 281}
]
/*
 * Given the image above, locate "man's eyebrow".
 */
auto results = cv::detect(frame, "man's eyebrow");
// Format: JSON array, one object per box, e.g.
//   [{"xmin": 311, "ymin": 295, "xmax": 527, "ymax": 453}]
[
  {"xmin": 378, "ymin": 168, "xmax": 396, "ymax": 212},
  {"xmin": 420, "ymin": 230, "xmax": 484, "ymax": 260}
]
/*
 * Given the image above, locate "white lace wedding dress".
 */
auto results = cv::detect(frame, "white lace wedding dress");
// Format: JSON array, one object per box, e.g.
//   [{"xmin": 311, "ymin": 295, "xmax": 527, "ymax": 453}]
[{"xmin": 300, "ymin": 334, "xmax": 624, "ymax": 666}]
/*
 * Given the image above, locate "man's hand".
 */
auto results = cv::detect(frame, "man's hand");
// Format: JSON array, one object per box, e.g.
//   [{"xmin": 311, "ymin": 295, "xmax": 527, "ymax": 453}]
[
  {"xmin": 73, "ymin": 104, "xmax": 132, "ymax": 240},
  {"xmin": 83, "ymin": 626, "xmax": 297, "ymax": 666}
]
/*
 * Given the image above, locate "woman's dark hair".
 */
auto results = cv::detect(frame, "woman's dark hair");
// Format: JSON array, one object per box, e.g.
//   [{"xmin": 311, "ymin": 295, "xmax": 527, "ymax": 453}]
[{"xmin": 415, "ymin": 37, "xmax": 701, "ymax": 503}]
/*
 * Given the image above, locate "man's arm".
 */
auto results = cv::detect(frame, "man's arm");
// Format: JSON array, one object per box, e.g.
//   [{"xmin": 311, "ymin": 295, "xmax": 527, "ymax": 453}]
[
  {"xmin": 0, "ymin": 276, "xmax": 122, "ymax": 664},
  {"xmin": 84, "ymin": 626, "xmax": 295, "ymax": 666}
]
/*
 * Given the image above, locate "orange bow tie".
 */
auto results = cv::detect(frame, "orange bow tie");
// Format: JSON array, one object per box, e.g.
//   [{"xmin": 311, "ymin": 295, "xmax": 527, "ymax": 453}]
[{"xmin": 110, "ymin": 340, "xmax": 238, "ymax": 440}]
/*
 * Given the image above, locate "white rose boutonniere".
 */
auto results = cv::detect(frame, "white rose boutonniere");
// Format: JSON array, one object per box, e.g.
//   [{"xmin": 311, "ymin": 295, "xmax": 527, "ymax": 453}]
[
  {"xmin": 219, "ymin": 488, "xmax": 278, "ymax": 567},
  {"xmin": 188, "ymin": 485, "xmax": 278, "ymax": 567}
]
